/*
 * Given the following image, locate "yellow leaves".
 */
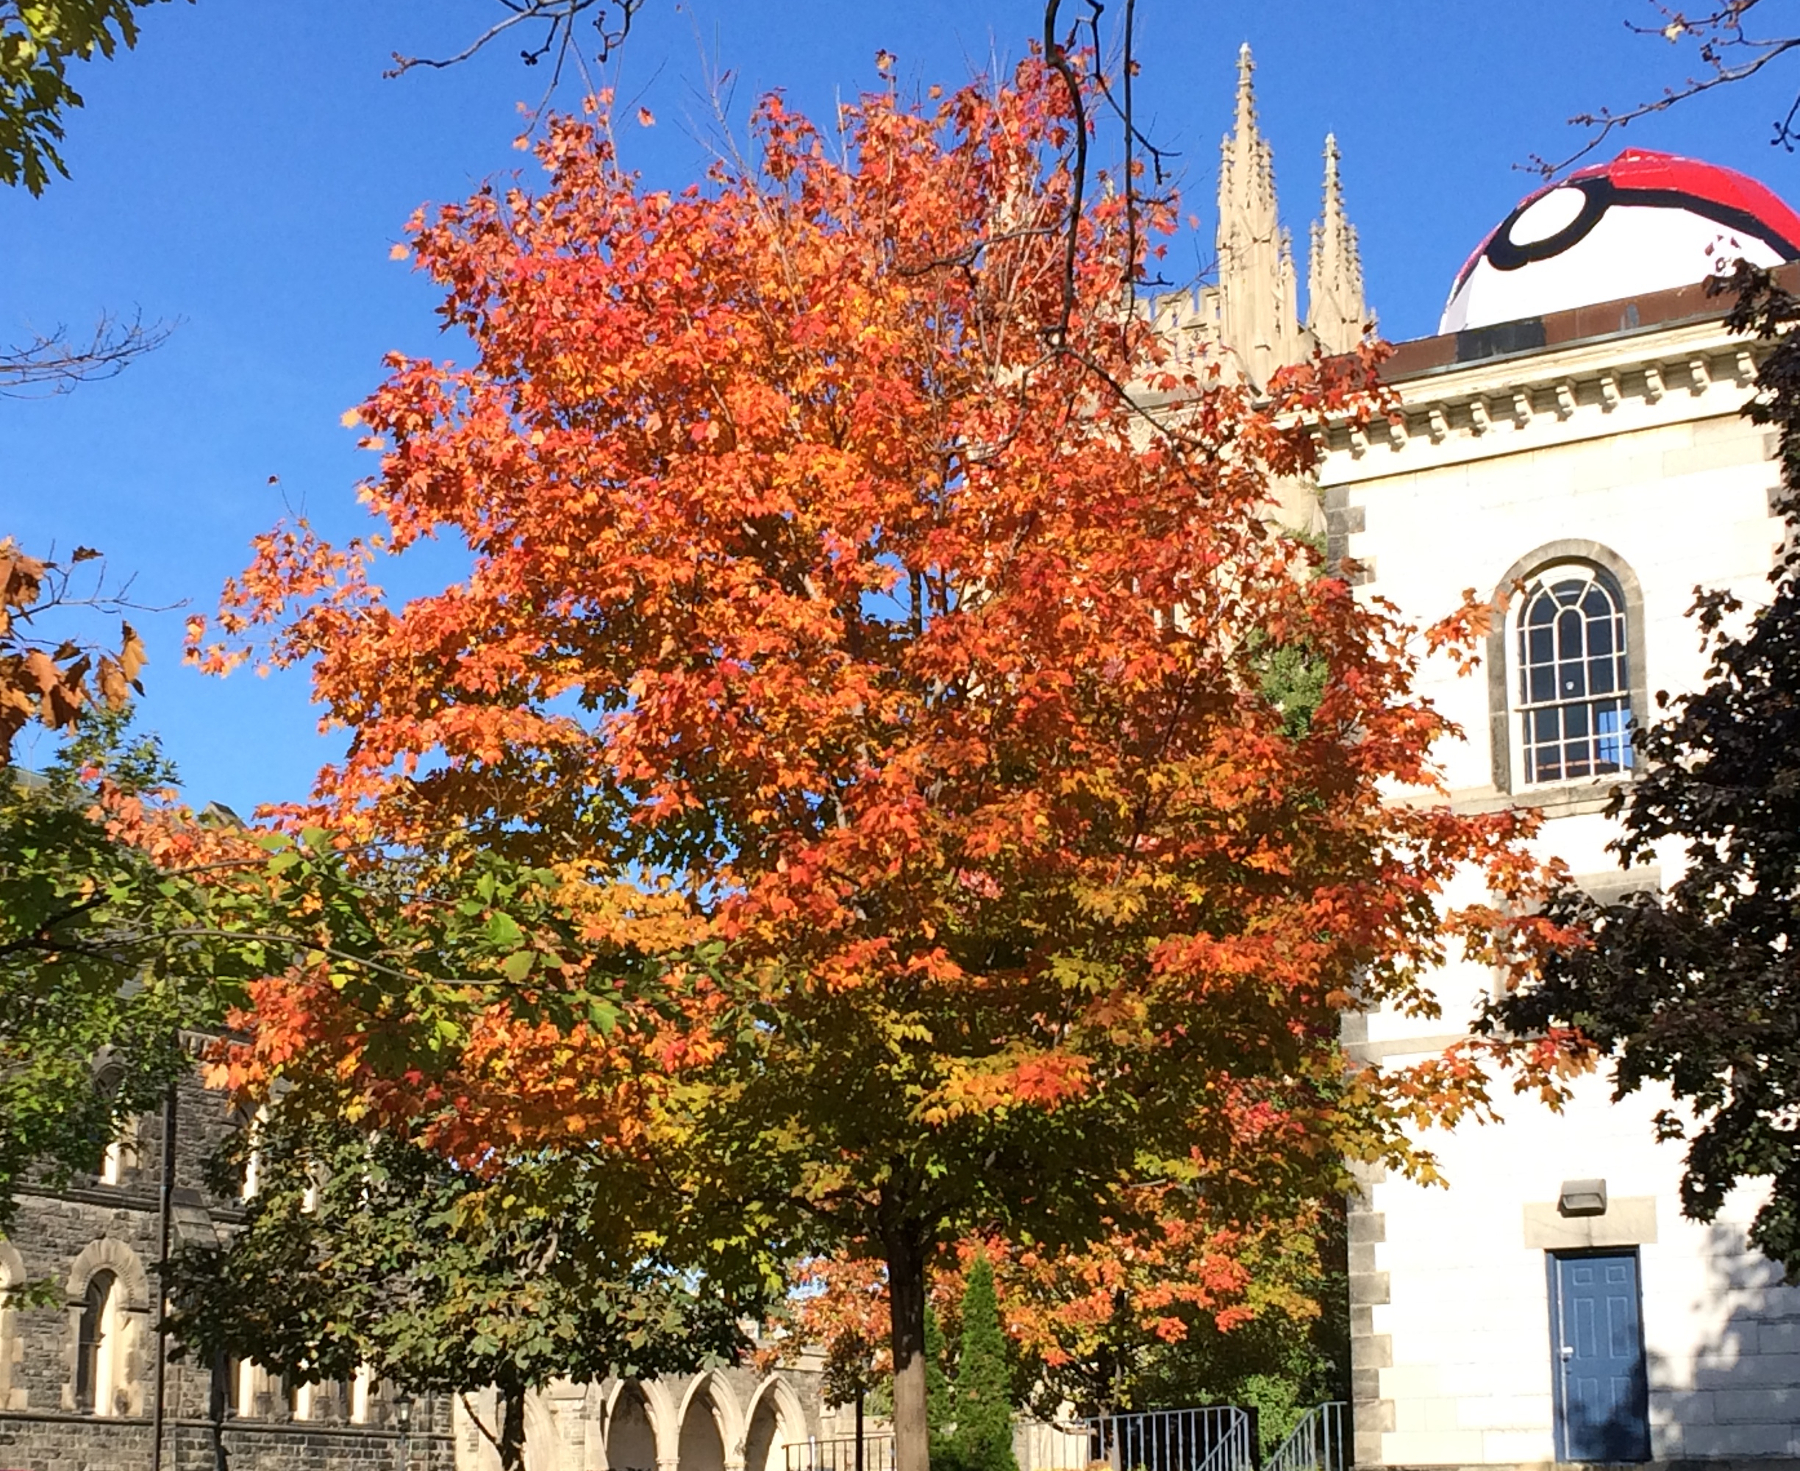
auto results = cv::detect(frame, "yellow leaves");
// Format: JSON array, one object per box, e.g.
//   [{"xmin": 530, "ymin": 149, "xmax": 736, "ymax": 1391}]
[
  {"xmin": 388, "ymin": 243, "xmax": 410, "ymax": 261},
  {"xmin": 340, "ymin": 408, "xmax": 361, "ymax": 428},
  {"xmin": 636, "ymin": 106, "xmax": 655, "ymax": 127}
]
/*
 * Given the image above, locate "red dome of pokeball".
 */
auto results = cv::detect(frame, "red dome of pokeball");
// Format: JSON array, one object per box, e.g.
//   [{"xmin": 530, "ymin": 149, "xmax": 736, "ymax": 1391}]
[{"xmin": 1440, "ymin": 149, "xmax": 1800, "ymax": 334}]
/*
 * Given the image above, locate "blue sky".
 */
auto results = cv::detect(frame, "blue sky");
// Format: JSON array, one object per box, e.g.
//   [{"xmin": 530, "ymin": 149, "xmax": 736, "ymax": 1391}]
[{"xmin": 4, "ymin": 0, "xmax": 1797, "ymax": 815}]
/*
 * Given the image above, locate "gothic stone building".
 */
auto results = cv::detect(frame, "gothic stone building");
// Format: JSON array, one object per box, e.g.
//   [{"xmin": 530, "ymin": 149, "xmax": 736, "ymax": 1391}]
[
  {"xmin": 0, "ymin": 1066, "xmax": 458, "ymax": 1471},
  {"xmin": 0, "ymin": 1062, "xmax": 836, "ymax": 1471}
]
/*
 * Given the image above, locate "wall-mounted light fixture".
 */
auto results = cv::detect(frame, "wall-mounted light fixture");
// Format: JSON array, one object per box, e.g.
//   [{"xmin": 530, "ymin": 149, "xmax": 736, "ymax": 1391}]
[{"xmin": 1558, "ymin": 1179, "xmax": 1608, "ymax": 1217}]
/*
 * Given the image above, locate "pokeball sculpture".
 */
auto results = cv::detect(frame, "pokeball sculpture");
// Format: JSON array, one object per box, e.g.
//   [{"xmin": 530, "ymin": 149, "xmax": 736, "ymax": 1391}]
[{"xmin": 1440, "ymin": 148, "xmax": 1800, "ymax": 333}]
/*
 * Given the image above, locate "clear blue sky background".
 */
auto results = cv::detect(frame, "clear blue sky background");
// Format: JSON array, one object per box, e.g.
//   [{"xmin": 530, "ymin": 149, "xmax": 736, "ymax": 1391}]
[{"xmin": 4, "ymin": 0, "xmax": 1796, "ymax": 815}]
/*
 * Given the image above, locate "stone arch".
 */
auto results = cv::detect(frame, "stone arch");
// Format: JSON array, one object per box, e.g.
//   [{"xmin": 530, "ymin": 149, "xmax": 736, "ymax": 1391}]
[
  {"xmin": 525, "ymin": 1389, "xmax": 564, "ymax": 1471},
  {"xmin": 0, "ymin": 1240, "xmax": 25, "ymax": 1410},
  {"xmin": 603, "ymin": 1379, "xmax": 670, "ymax": 1471},
  {"xmin": 454, "ymin": 1387, "xmax": 567, "ymax": 1471},
  {"xmin": 62, "ymin": 1238, "xmax": 150, "ymax": 1416},
  {"xmin": 63, "ymin": 1237, "xmax": 149, "ymax": 1308},
  {"xmin": 676, "ymin": 1370, "xmax": 741, "ymax": 1471},
  {"xmin": 743, "ymin": 1375, "xmax": 809, "ymax": 1471},
  {"xmin": 1485, "ymin": 538, "xmax": 1648, "ymax": 796}
]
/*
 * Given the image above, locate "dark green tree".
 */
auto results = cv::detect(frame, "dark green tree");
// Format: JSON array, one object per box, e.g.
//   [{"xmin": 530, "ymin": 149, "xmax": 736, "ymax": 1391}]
[
  {"xmin": 949, "ymin": 1259, "xmax": 1016, "ymax": 1471},
  {"xmin": 170, "ymin": 1109, "xmax": 759, "ymax": 1471},
  {"xmin": 1492, "ymin": 260, "xmax": 1800, "ymax": 1278}
]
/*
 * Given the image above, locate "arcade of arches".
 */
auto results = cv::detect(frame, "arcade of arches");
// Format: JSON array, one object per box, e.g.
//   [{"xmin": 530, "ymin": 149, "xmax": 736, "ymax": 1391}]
[{"xmin": 452, "ymin": 1367, "xmax": 835, "ymax": 1471}]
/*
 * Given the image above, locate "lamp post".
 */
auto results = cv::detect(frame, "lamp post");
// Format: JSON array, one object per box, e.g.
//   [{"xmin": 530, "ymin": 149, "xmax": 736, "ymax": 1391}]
[{"xmin": 394, "ymin": 1390, "xmax": 414, "ymax": 1471}]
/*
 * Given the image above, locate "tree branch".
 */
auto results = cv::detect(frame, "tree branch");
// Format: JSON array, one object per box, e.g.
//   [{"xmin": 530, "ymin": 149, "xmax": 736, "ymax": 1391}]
[
  {"xmin": 1531, "ymin": 1, "xmax": 1800, "ymax": 176},
  {"xmin": 0, "ymin": 310, "xmax": 174, "ymax": 398}
]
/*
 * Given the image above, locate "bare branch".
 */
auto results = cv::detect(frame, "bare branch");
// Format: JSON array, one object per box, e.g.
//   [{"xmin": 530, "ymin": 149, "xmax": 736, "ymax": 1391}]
[
  {"xmin": 1531, "ymin": 1, "xmax": 1800, "ymax": 176},
  {"xmin": 387, "ymin": 0, "xmax": 642, "ymax": 131},
  {"xmin": 0, "ymin": 310, "xmax": 174, "ymax": 398},
  {"xmin": 1042, "ymin": 0, "xmax": 1090, "ymax": 347}
]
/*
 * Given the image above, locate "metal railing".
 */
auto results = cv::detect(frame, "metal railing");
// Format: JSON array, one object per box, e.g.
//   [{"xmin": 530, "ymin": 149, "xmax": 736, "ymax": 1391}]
[
  {"xmin": 1264, "ymin": 1403, "xmax": 1349, "ymax": 1471},
  {"xmin": 1049, "ymin": 1406, "xmax": 1255, "ymax": 1471},
  {"xmin": 783, "ymin": 1405, "xmax": 1261, "ymax": 1471},
  {"xmin": 785, "ymin": 1434, "xmax": 898, "ymax": 1471}
]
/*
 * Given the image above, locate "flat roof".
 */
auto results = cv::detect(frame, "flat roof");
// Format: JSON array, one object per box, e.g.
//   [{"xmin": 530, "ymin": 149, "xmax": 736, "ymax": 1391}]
[{"xmin": 1382, "ymin": 262, "xmax": 1800, "ymax": 383}]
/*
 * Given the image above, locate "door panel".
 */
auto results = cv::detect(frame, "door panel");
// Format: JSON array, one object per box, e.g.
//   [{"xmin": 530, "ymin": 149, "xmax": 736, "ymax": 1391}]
[{"xmin": 1552, "ymin": 1252, "xmax": 1650, "ymax": 1462}]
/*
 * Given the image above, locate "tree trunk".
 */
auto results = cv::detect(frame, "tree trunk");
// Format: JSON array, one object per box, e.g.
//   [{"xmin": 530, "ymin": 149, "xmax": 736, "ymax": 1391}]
[
  {"xmin": 885, "ymin": 1223, "xmax": 931, "ymax": 1471},
  {"xmin": 207, "ymin": 1350, "xmax": 231, "ymax": 1471},
  {"xmin": 501, "ymin": 1380, "xmax": 528, "ymax": 1471}
]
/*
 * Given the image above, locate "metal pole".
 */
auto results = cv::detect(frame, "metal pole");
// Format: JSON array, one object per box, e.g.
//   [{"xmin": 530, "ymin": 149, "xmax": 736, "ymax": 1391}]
[
  {"xmin": 855, "ymin": 1387, "xmax": 865, "ymax": 1471},
  {"xmin": 150, "ymin": 1081, "xmax": 178, "ymax": 1471}
]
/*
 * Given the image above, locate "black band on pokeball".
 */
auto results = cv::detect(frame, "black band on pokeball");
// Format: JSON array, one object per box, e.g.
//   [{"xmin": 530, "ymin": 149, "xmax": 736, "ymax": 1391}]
[
  {"xmin": 1486, "ymin": 180, "xmax": 1614, "ymax": 272},
  {"xmin": 1483, "ymin": 176, "xmax": 1800, "ymax": 275}
]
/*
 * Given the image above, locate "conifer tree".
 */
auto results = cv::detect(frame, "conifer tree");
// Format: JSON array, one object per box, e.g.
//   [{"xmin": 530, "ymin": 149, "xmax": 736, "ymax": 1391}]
[{"xmin": 950, "ymin": 1258, "xmax": 1017, "ymax": 1471}]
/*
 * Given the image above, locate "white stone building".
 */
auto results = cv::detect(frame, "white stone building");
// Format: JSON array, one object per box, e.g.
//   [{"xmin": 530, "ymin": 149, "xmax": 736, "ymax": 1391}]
[{"xmin": 1319, "ymin": 151, "xmax": 1800, "ymax": 1469}]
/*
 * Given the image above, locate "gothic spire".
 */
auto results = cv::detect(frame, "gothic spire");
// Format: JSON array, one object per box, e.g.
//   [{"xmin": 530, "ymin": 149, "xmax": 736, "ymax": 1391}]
[
  {"xmin": 1306, "ymin": 133, "xmax": 1369, "ymax": 355},
  {"xmin": 1215, "ymin": 43, "xmax": 1301, "ymax": 387}
]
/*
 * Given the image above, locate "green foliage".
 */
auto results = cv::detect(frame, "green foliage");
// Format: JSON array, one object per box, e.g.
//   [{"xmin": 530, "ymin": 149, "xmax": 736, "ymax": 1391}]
[
  {"xmin": 169, "ymin": 1109, "xmax": 759, "ymax": 1471},
  {"xmin": 1019, "ymin": 1203, "xmax": 1348, "ymax": 1448},
  {"xmin": 0, "ymin": 714, "xmax": 211, "ymax": 1231},
  {"xmin": 1492, "ymin": 261, "xmax": 1800, "ymax": 1277},
  {"xmin": 1254, "ymin": 527, "xmax": 1330, "ymax": 739},
  {"xmin": 0, "ymin": 0, "xmax": 184, "ymax": 194},
  {"xmin": 948, "ymin": 1259, "xmax": 1017, "ymax": 1471},
  {"xmin": 0, "ymin": 704, "xmax": 661, "ymax": 1236}
]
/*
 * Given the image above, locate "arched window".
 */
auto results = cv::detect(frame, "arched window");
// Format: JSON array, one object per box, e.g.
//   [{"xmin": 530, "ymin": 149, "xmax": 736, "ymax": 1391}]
[
  {"xmin": 1514, "ymin": 564, "xmax": 1634, "ymax": 784},
  {"xmin": 75, "ymin": 1269, "xmax": 119, "ymax": 1414}
]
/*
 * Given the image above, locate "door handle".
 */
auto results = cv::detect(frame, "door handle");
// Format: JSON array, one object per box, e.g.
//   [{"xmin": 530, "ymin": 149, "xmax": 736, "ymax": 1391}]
[{"xmin": 1561, "ymin": 1346, "xmax": 1574, "ymax": 1360}]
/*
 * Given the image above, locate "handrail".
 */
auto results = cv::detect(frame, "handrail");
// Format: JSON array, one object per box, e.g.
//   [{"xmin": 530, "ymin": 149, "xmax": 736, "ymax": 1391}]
[
  {"xmin": 1264, "ymin": 1402, "xmax": 1349, "ymax": 1471},
  {"xmin": 784, "ymin": 1433, "xmax": 898, "ymax": 1471}
]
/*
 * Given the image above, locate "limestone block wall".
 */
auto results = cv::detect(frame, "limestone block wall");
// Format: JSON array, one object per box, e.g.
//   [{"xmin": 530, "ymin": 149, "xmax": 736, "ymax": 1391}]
[
  {"xmin": 1326, "ymin": 317, "xmax": 1800, "ymax": 1468},
  {"xmin": 1352, "ymin": 1076, "xmax": 1800, "ymax": 1468}
]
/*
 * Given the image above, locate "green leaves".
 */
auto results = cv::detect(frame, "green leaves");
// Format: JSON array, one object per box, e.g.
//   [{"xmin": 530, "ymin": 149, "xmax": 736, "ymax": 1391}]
[
  {"xmin": 168, "ymin": 1109, "xmax": 763, "ymax": 1418},
  {"xmin": 0, "ymin": 1, "xmax": 184, "ymax": 194},
  {"xmin": 1494, "ymin": 262, "xmax": 1800, "ymax": 1279}
]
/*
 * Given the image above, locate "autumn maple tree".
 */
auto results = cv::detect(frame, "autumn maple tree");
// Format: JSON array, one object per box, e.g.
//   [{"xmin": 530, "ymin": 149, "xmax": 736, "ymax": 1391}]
[{"xmin": 193, "ymin": 49, "xmax": 1562, "ymax": 1471}]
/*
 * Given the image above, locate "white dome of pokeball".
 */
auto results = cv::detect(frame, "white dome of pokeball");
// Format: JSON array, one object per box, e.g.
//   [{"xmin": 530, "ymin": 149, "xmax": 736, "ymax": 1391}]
[{"xmin": 1440, "ymin": 149, "xmax": 1800, "ymax": 334}]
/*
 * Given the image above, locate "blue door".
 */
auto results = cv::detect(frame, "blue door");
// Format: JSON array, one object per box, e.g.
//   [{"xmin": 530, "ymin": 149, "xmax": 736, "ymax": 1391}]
[{"xmin": 1550, "ymin": 1251, "xmax": 1650, "ymax": 1462}]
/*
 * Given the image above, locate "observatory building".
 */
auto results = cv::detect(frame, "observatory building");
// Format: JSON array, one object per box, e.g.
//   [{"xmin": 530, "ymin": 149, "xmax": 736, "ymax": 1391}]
[{"xmin": 1326, "ymin": 145, "xmax": 1800, "ymax": 1470}]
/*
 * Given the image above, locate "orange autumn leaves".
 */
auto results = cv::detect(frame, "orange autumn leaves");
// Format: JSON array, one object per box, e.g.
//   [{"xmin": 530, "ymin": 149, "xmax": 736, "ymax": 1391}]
[
  {"xmin": 186, "ymin": 50, "xmax": 1569, "ymax": 1407},
  {"xmin": 1, "ymin": 539, "xmax": 145, "ymax": 760}
]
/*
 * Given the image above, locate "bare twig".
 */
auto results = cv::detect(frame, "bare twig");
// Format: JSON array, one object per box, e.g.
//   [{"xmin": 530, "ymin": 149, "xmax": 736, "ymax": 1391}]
[
  {"xmin": 387, "ymin": 0, "xmax": 642, "ymax": 131},
  {"xmin": 0, "ymin": 311, "xmax": 174, "ymax": 398},
  {"xmin": 1530, "ymin": 0, "xmax": 1800, "ymax": 176},
  {"xmin": 1042, "ymin": 0, "xmax": 1091, "ymax": 346}
]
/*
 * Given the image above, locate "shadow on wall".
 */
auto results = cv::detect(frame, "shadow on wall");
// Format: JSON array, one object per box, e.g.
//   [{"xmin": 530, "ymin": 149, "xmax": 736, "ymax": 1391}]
[{"xmin": 1644, "ymin": 1221, "xmax": 1800, "ymax": 1461}]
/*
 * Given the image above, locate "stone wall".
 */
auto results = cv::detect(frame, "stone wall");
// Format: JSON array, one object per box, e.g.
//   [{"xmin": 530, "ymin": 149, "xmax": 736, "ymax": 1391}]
[{"xmin": 0, "ymin": 1065, "xmax": 830, "ymax": 1471}]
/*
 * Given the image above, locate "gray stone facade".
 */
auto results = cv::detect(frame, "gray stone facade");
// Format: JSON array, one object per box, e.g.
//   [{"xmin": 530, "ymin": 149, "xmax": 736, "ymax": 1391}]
[{"xmin": 0, "ymin": 1068, "xmax": 454, "ymax": 1471}]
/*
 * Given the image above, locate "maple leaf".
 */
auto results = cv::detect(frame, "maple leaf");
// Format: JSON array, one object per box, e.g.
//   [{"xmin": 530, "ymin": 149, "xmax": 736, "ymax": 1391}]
[{"xmin": 197, "ymin": 60, "xmax": 1569, "ymax": 1471}]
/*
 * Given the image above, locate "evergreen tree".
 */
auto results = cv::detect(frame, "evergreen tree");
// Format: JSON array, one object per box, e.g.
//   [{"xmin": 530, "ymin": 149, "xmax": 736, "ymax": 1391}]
[{"xmin": 950, "ymin": 1259, "xmax": 1017, "ymax": 1471}]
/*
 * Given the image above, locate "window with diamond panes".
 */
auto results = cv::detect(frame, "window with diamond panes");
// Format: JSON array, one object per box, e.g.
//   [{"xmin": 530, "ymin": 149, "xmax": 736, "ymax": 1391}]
[{"xmin": 1516, "ymin": 567, "xmax": 1633, "ymax": 784}]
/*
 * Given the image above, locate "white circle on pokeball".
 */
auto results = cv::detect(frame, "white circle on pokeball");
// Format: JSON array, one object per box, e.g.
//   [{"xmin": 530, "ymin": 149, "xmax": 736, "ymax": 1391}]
[{"xmin": 1508, "ymin": 186, "xmax": 1589, "ymax": 246}]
